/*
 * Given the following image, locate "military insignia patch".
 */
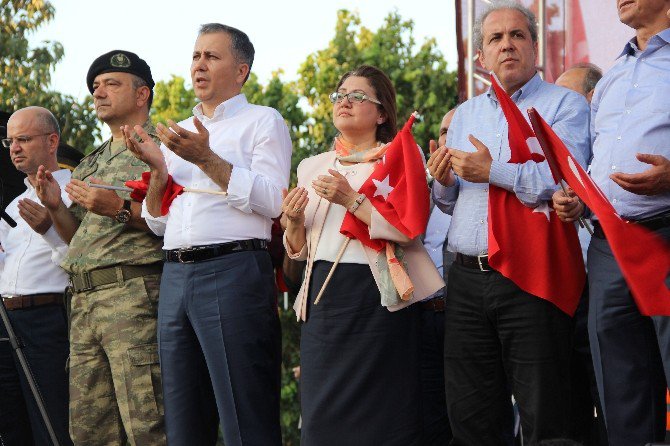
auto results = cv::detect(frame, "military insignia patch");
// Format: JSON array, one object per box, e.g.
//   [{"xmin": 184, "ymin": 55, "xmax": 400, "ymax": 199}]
[{"xmin": 110, "ymin": 53, "xmax": 131, "ymax": 68}]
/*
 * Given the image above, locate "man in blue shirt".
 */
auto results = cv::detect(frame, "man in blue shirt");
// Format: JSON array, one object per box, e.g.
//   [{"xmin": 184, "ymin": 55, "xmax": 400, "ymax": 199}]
[
  {"xmin": 428, "ymin": 1, "xmax": 590, "ymax": 443},
  {"xmin": 554, "ymin": 1, "xmax": 670, "ymax": 444}
]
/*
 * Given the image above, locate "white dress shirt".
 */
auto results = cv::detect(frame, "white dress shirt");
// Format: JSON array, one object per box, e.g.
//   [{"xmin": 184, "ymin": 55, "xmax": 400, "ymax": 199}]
[
  {"xmin": 0, "ymin": 169, "xmax": 71, "ymax": 295},
  {"xmin": 143, "ymin": 94, "xmax": 292, "ymax": 249}
]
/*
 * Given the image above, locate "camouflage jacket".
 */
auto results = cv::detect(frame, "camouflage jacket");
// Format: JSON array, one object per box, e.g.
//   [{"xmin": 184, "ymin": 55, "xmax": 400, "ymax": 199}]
[{"xmin": 61, "ymin": 120, "xmax": 163, "ymax": 275}]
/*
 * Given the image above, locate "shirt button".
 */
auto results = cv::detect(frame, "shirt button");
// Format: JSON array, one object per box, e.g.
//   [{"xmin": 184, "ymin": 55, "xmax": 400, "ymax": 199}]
[
  {"xmin": 496, "ymin": 134, "xmax": 501, "ymax": 138},
  {"xmin": 626, "ymin": 110, "xmax": 631, "ymax": 114},
  {"xmin": 633, "ymin": 83, "xmax": 639, "ymax": 88},
  {"xmin": 612, "ymin": 165, "xmax": 616, "ymax": 170},
  {"xmin": 617, "ymin": 136, "xmax": 622, "ymax": 140},
  {"xmin": 479, "ymin": 220, "xmax": 484, "ymax": 224},
  {"xmin": 613, "ymin": 198, "xmax": 618, "ymax": 203}
]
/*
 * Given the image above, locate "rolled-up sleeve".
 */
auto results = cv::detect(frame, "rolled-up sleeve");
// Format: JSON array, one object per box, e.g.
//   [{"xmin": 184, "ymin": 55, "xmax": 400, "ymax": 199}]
[
  {"xmin": 141, "ymin": 200, "xmax": 167, "ymax": 236},
  {"xmin": 226, "ymin": 113, "xmax": 292, "ymax": 218}
]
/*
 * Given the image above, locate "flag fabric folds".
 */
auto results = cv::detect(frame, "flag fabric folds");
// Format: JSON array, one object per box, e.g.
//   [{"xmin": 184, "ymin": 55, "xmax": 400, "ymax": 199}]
[
  {"xmin": 125, "ymin": 171, "xmax": 184, "ymax": 216},
  {"xmin": 488, "ymin": 75, "xmax": 585, "ymax": 316},
  {"xmin": 339, "ymin": 113, "xmax": 430, "ymax": 301},
  {"xmin": 528, "ymin": 108, "xmax": 670, "ymax": 316},
  {"xmin": 340, "ymin": 113, "xmax": 430, "ymax": 249}
]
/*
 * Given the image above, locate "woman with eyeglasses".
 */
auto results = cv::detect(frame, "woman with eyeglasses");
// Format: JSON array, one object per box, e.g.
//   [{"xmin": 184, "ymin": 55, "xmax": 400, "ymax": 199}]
[{"xmin": 282, "ymin": 65, "xmax": 443, "ymax": 445}]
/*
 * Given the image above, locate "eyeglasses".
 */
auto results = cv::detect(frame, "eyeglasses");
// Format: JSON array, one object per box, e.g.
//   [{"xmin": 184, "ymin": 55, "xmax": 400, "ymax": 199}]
[
  {"xmin": 329, "ymin": 92, "xmax": 381, "ymax": 105},
  {"xmin": 1, "ymin": 133, "xmax": 53, "ymax": 148}
]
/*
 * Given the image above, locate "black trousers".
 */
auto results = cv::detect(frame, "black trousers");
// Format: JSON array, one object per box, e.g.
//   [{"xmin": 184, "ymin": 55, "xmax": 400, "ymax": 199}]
[
  {"xmin": 420, "ymin": 303, "xmax": 452, "ymax": 445},
  {"xmin": 0, "ymin": 303, "xmax": 71, "ymax": 446},
  {"xmin": 300, "ymin": 261, "xmax": 422, "ymax": 446},
  {"xmin": 444, "ymin": 264, "xmax": 572, "ymax": 445},
  {"xmin": 0, "ymin": 323, "xmax": 33, "ymax": 446},
  {"xmin": 587, "ymin": 227, "xmax": 670, "ymax": 446}
]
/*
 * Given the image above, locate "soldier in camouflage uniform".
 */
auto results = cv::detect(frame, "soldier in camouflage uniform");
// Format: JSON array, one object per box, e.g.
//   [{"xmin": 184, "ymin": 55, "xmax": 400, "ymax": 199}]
[{"xmin": 35, "ymin": 50, "xmax": 165, "ymax": 445}]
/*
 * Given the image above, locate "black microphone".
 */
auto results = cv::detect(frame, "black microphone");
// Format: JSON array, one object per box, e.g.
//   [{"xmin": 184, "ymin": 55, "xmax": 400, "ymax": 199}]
[{"xmin": 0, "ymin": 208, "xmax": 16, "ymax": 228}]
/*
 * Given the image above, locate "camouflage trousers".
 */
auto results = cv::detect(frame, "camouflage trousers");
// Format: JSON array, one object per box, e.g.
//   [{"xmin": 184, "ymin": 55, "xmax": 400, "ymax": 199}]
[{"xmin": 68, "ymin": 274, "xmax": 165, "ymax": 445}]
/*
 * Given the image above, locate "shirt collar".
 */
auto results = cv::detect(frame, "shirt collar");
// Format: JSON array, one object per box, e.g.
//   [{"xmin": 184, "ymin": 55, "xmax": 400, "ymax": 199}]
[
  {"xmin": 193, "ymin": 93, "xmax": 248, "ymax": 122},
  {"xmin": 487, "ymin": 72, "xmax": 542, "ymax": 104},
  {"xmin": 618, "ymin": 27, "xmax": 670, "ymax": 58},
  {"xmin": 24, "ymin": 168, "xmax": 70, "ymax": 189}
]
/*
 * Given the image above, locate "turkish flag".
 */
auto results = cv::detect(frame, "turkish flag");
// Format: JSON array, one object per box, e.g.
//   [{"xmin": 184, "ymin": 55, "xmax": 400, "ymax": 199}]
[
  {"xmin": 488, "ymin": 75, "xmax": 585, "ymax": 316},
  {"xmin": 339, "ymin": 113, "xmax": 430, "ymax": 251},
  {"xmin": 528, "ymin": 109, "xmax": 670, "ymax": 316},
  {"xmin": 566, "ymin": 0, "xmax": 589, "ymax": 67},
  {"xmin": 125, "ymin": 171, "xmax": 184, "ymax": 216}
]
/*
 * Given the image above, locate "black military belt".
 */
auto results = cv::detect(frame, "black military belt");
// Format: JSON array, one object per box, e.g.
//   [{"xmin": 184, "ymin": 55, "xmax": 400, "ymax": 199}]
[
  {"xmin": 163, "ymin": 239, "xmax": 268, "ymax": 264},
  {"xmin": 2, "ymin": 293, "xmax": 64, "ymax": 310},
  {"xmin": 70, "ymin": 264, "xmax": 163, "ymax": 293},
  {"xmin": 455, "ymin": 253, "xmax": 491, "ymax": 272},
  {"xmin": 592, "ymin": 210, "xmax": 670, "ymax": 239},
  {"xmin": 420, "ymin": 296, "xmax": 445, "ymax": 312}
]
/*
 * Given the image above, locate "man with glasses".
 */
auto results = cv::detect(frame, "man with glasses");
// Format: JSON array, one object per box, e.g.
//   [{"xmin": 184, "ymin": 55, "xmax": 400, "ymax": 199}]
[
  {"xmin": 34, "ymin": 50, "xmax": 165, "ymax": 445},
  {"xmin": 123, "ymin": 24, "xmax": 291, "ymax": 445},
  {"xmin": 0, "ymin": 106, "xmax": 72, "ymax": 445}
]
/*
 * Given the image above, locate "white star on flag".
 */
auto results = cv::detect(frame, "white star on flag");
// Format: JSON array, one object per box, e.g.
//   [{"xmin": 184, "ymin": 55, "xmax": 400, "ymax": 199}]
[
  {"xmin": 533, "ymin": 201, "xmax": 554, "ymax": 221},
  {"xmin": 372, "ymin": 175, "xmax": 394, "ymax": 200}
]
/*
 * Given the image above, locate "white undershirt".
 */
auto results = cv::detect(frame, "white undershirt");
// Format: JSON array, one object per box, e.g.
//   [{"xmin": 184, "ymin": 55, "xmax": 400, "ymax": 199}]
[
  {"xmin": 0, "ymin": 170, "xmax": 71, "ymax": 295},
  {"xmin": 313, "ymin": 161, "xmax": 368, "ymax": 264}
]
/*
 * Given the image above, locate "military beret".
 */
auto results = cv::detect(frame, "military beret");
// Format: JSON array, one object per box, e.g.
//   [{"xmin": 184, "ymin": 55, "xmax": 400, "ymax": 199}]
[{"xmin": 86, "ymin": 50, "xmax": 155, "ymax": 94}]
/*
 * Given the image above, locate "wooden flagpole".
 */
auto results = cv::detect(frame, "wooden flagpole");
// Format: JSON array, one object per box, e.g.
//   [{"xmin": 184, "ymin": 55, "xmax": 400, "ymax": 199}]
[{"xmin": 314, "ymin": 238, "xmax": 350, "ymax": 305}]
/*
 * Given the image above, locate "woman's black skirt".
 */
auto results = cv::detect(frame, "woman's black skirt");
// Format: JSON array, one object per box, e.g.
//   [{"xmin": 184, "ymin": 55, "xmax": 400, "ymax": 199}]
[{"xmin": 300, "ymin": 261, "xmax": 421, "ymax": 446}]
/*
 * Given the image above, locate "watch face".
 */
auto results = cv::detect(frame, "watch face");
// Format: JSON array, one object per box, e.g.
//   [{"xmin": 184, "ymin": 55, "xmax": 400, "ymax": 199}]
[{"xmin": 116, "ymin": 209, "xmax": 131, "ymax": 224}]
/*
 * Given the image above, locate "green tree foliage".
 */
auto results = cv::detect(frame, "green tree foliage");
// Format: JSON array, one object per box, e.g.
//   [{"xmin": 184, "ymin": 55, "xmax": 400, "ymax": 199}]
[
  {"xmin": 151, "ymin": 75, "xmax": 197, "ymax": 125},
  {"xmin": 297, "ymin": 9, "xmax": 458, "ymax": 157},
  {"xmin": 0, "ymin": 0, "xmax": 99, "ymax": 152}
]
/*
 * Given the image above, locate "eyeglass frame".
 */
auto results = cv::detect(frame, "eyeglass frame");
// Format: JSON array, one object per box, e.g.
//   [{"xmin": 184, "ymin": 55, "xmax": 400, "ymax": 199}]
[
  {"xmin": 1, "ymin": 133, "xmax": 55, "ymax": 149},
  {"xmin": 329, "ymin": 91, "xmax": 382, "ymax": 105}
]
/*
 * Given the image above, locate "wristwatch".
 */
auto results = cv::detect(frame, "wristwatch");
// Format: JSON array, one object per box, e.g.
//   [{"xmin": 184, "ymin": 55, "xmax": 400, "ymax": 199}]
[
  {"xmin": 114, "ymin": 199, "xmax": 132, "ymax": 224},
  {"xmin": 348, "ymin": 194, "xmax": 366, "ymax": 214}
]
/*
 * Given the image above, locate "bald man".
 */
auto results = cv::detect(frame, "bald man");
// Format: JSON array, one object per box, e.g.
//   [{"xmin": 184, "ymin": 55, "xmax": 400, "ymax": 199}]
[
  {"xmin": 0, "ymin": 107, "xmax": 72, "ymax": 445},
  {"xmin": 555, "ymin": 63, "xmax": 603, "ymax": 103}
]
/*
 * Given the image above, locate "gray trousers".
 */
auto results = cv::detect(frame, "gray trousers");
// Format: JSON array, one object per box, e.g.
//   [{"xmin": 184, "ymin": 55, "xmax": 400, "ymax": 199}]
[{"xmin": 587, "ymin": 227, "xmax": 670, "ymax": 446}]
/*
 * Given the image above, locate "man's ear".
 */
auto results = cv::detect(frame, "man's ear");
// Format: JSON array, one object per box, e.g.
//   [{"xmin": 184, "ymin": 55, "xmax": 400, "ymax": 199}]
[
  {"xmin": 136, "ymin": 85, "xmax": 151, "ymax": 108},
  {"xmin": 237, "ymin": 63, "xmax": 250, "ymax": 85},
  {"xmin": 477, "ymin": 48, "xmax": 488, "ymax": 70},
  {"xmin": 47, "ymin": 133, "xmax": 59, "ymax": 155}
]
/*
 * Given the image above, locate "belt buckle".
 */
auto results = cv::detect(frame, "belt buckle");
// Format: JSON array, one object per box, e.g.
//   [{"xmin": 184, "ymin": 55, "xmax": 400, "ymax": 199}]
[
  {"xmin": 176, "ymin": 248, "xmax": 195, "ymax": 264},
  {"xmin": 477, "ymin": 255, "xmax": 490, "ymax": 272},
  {"xmin": 79, "ymin": 271, "xmax": 93, "ymax": 292}
]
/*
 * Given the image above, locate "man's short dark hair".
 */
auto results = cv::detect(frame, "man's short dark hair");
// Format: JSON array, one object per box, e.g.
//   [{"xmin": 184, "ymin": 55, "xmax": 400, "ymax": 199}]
[
  {"xmin": 199, "ymin": 23, "xmax": 255, "ymax": 83},
  {"xmin": 571, "ymin": 62, "xmax": 603, "ymax": 94}
]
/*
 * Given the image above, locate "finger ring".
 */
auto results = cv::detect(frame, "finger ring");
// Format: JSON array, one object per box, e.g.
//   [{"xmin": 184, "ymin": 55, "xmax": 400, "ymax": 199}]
[{"xmin": 293, "ymin": 207, "xmax": 301, "ymax": 213}]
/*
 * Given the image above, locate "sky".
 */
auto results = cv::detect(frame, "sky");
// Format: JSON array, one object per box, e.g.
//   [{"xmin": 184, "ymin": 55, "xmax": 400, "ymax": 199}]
[{"xmin": 29, "ymin": 0, "xmax": 458, "ymax": 101}]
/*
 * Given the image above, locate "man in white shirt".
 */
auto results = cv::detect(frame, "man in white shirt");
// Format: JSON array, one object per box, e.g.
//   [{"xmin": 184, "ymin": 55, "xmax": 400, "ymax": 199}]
[
  {"xmin": 0, "ymin": 106, "xmax": 72, "ymax": 445},
  {"xmin": 124, "ymin": 23, "xmax": 291, "ymax": 445}
]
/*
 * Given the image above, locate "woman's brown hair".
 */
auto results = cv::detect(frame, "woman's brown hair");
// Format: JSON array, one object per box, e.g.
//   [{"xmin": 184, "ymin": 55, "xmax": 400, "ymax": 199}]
[{"xmin": 336, "ymin": 65, "xmax": 397, "ymax": 143}]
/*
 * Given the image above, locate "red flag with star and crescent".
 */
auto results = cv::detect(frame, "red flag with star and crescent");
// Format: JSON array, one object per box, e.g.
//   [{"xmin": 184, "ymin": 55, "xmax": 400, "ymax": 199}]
[
  {"xmin": 340, "ymin": 113, "xmax": 430, "ymax": 251},
  {"xmin": 488, "ymin": 74, "xmax": 585, "ymax": 316},
  {"xmin": 528, "ymin": 108, "xmax": 670, "ymax": 316}
]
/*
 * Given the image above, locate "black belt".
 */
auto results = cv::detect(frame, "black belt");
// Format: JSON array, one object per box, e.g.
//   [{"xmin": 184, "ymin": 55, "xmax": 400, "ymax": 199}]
[
  {"xmin": 2, "ymin": 293, "xmax": 64, "ymax": 310},
  {"xmin": 592, "ymin": 210, "xmax": 670, "ymax": 239},
  {"xmin": 70, "ymin": 264, "xmax": 163, "ymax": 293},
  {"xmin": 163, "ymin": 239, "xmax": 268, "ymax": 263},
  {"xmin": 455, "ymin": 253, "xmax": 491, "ymax": 272}
]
